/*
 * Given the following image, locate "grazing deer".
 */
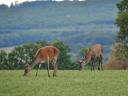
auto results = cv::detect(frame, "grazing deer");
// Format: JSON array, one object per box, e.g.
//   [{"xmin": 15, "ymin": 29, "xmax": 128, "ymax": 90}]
[
  {"xmin": 24, "ymin": 46, "xmax": 60, "ymax": 77},
  {"xmin": 78, "ymin": 44, "xmax": 103, "ymax": 71}
]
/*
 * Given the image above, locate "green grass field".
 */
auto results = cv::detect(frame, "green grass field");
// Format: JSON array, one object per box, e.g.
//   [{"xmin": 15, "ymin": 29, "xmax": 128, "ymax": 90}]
[{"xmin": 0, "ymin": 70, "xmax": 128, "ymax": 96}]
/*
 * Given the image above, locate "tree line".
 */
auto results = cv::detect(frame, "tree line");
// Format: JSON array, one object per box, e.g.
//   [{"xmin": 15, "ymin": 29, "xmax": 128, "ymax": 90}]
[{"xmin": 0, "ymin": 40, "xmax": 81, "ymax": 70}]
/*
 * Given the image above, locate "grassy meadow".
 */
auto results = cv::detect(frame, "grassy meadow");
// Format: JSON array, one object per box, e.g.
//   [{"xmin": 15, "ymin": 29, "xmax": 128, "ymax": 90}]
[{"xmin": 0, "ymin": 70, "xmax": 128, "ymax": 96}]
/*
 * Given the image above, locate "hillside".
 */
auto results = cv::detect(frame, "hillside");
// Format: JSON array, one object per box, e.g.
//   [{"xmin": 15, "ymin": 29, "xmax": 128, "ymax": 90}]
[{"xmin": 0, "ymin": 0, "xmax": 119, "ymax": 62}]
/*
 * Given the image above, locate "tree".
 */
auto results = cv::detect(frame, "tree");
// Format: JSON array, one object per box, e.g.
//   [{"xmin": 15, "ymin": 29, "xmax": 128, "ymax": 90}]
[
  {"xmin": 0, "ymin": 4, "xmax": 8, "ymax": 9},
  {"xmin": 0, "ymin": 50, "xmax": 8, "ymax": 69},
  {"xmin": 116, "ymin": 12, "xmax": 128, "ymax": 43},
  {"xmin": 114, "ymin": 0, "xmax": 128, "ymax": 59},
  {"xmin": 109, "ymin": 0, "xmax": 128, "ymax": 64},
  {"xmin": 116, "ymin": 0, "xmax": 128, "ymax": 43},
  {"xmin": 117, "ymin": 0, "xmax": 128, "ymax": 13},
  {"xmin": 10, "ymin": 2, "xmax": 15, "ymax": 8},
  {"xmin": 8, "ymin": 50, "xmax": 19, "ymax": 69}
]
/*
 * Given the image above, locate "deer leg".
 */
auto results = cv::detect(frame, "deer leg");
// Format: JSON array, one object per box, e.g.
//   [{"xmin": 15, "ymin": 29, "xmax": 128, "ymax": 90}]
[
  {"xmin": 90, "ymin": 61, "xmax": 93, "ymax": 71},
  {"xmin": 35, "ymin": 64, "xmax": 39, "ymax": 76},
  {"xmin": 100, "ymin": 56, "xmax": 103, "ymax": 71},
  {"xmin": 94, "ymin": 58, "xmax": 96, "ymax": 70},
  {"xmin": 97, "ymin": 58, "xmax": 100, "ymax": 70},
  {"xmin": 35, "ymin": 64, "xmax": 41, "ymax": 76},
  {"xmin": 79, "ymin": 64, "xmax": 82, "ymax": 71},
  {"xmin": 91, "ymin": 58, "xmax": 95, "ymax": 71},
  {"xmin": 53, "ymin": 60, "xmax": 57, "ymax": 77},
  {"xmin": 90, "ymin": 62, "xmax": 92, "ymax": 71},
  {"xmin": 47, "ymin": 57, "xmax": 50, "ymax": 77},
  {"xmin": 92, "ymin": 61, "xmax": 95, "ymax": 70},
  {"xmin": 99, "ymin": 55, "xmax": 103, "ymax": 71},
  {"xmin": 98, "ymin": 65, "xmax": 100, "ymax": 70}
]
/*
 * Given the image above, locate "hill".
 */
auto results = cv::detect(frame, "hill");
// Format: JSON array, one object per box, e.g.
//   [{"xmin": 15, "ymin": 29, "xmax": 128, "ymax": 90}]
[{"xmin": 0, "ymin": 0, "xmax": 119, "ymax": 62}]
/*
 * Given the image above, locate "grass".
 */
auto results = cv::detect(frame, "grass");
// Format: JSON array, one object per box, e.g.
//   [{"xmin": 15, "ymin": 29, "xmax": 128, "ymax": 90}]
[{"xmin": 0, "ymin": 70, "xmax": 128, "ymax": 96}]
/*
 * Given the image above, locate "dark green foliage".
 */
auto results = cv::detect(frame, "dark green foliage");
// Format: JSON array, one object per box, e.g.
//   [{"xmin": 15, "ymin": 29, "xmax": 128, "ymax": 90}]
[
  {"xmin": 0, "ymin": 40, "xmax": 77, "ymax": 70},
  {"xmin": 0, "ymin": 50, "xmax": 8, "ymax": 69},
  {"xmin": 117, "ymin": 0, "xmax": 128, "ymax": 13},
  {"xmin": 116, "ymin": 0, "xmax": 128, "ymax": 42},
  {"xmin": 80, "ymin": 48, "xmax": 89, "ymax": 57},
  {"xmin": 114, "ymin": 0, "xmax": 128, "ymax": 59},
  {"xmin": 116, "ymin": 12, "xmax": 128, "ymax": 42}
]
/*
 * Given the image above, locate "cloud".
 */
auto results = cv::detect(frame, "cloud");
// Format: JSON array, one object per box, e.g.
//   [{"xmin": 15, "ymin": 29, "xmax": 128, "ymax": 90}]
[
  {"xmin": 0, "ymin": 0, "xmax": 86, "ymax": 7},
  {"xmin": 0, "ymin": 0, "xmax": 36, "ymax": 6}
]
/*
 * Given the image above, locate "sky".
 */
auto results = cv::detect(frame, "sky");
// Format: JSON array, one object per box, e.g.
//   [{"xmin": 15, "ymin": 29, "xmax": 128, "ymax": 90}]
[
  {"xmin": 0, "ymin": 0, "xmax": 86, "ymax": 6},
  {"xmin": 0, "ymin": 0, "xmax": 36, "ymax": 6}
]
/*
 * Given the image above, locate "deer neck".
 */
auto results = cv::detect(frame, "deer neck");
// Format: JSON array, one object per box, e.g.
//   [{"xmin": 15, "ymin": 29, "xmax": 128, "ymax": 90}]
[
  {"xmin": 86, "ymin": 51, "xmax": 93, "ymax": 63},
  {"xmin": 30, "ymin": 58, "xmax": 40, "ymax": 69}
]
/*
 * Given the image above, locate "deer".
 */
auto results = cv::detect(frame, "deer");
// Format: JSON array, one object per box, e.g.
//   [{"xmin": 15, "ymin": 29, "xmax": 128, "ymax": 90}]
[
  {"xmin": 78, "ymin": 44, "xmax": 103, "ymax": 71},
  {"xmin": 24, "ymin": 46, "xmax": 60, "ymax": 77}
]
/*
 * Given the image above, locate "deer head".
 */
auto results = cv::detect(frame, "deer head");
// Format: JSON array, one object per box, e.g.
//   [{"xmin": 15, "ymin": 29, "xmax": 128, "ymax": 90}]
[
  {"xmin": 78, "ymin": 59, "xmax": 84, "ymax": 71},
  {"xmin": 77, "ymin": 51, "xmax": 92, "ymax": 70},
  {"xmin": 76, "ymin": 56, "xmax": 85, "ymax": 71},
  {"xmin": 24, "ymin": 64, "xmax": 31, "ymax": 76}
]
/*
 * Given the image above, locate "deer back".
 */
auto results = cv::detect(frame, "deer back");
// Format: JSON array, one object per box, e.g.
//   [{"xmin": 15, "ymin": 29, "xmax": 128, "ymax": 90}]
[
  {"xmin": 37, "ymin": 46, "xmax": 60, "ymax": 61},
  {"xmin": 89, "ymin": 44, "xmax": 103, "ymax": 57},
  {"xmin": 85, "ymin": 44, "xmax": 103, "ymax": 63}
]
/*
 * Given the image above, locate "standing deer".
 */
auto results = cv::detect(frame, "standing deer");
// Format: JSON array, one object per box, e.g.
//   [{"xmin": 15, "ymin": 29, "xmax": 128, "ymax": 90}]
[
  {"xmin": 78, "ymin": 44, "xmax": 103, "ymax": 71},
  {"xmin": 24, "ymin": 46, "xmax": 60, "ymax": 77}
]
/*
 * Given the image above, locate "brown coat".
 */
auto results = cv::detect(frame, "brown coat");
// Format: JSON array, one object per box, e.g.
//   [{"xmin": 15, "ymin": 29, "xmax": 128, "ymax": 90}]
[
  {"xmin": 85, "ymin": 44, "xmax": 103, "ymax": 63},
  {"xmin": 79, "ymin": 44, "xmax": 103, "ymax": 70},
  {"xmin": 24, "ymin": 46, "xmax": 60, "ymax": 77},
  {"xmin": 35, "ymin": 46, "xmax": 60, "ymax": 62}
]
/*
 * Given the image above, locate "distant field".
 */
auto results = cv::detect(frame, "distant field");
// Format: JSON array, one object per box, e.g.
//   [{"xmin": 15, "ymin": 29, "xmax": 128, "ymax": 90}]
[{"xmin": 0, "ymin": 70, "xmax": 128, "ymax": 96}]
